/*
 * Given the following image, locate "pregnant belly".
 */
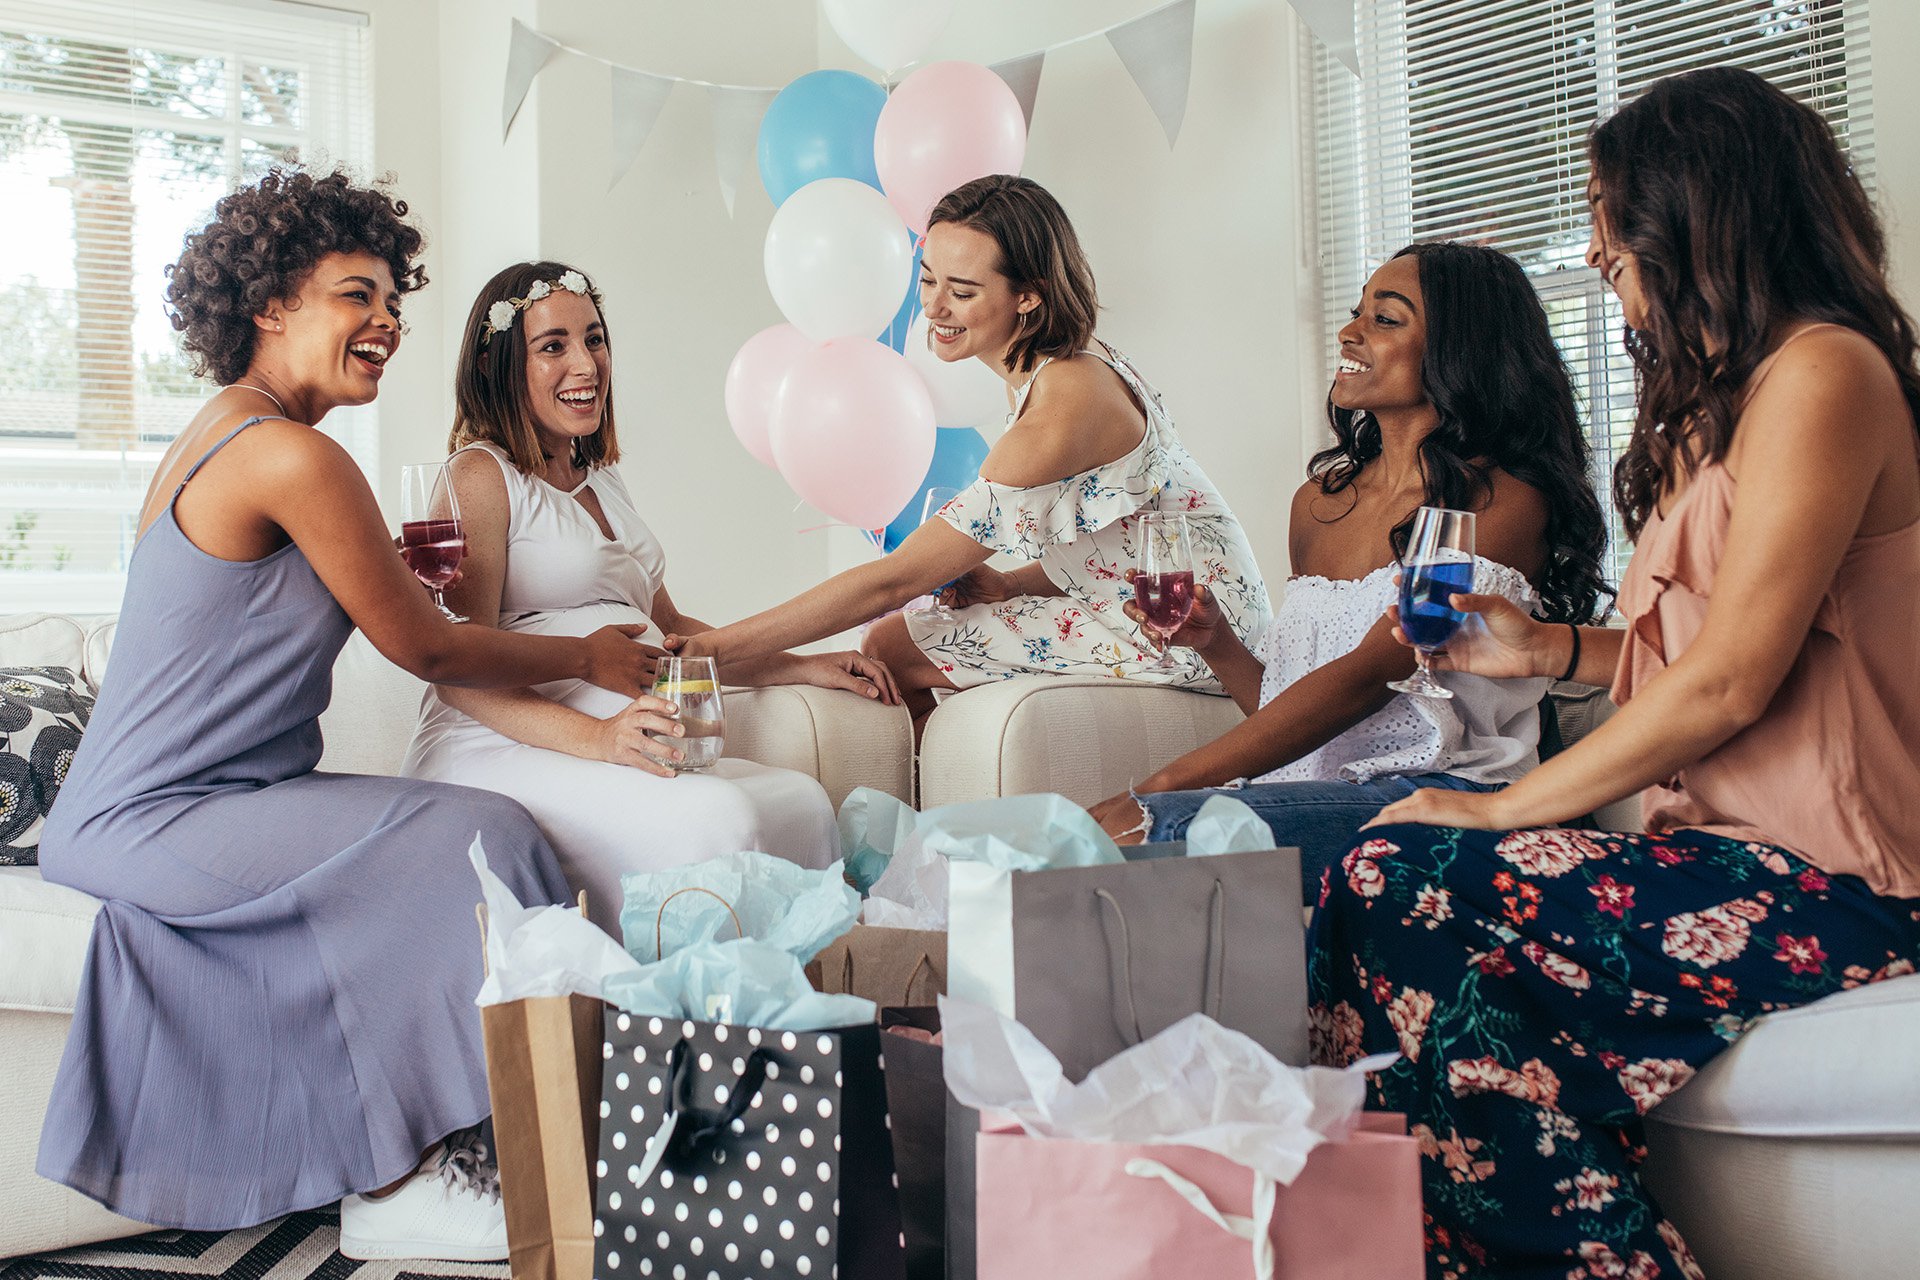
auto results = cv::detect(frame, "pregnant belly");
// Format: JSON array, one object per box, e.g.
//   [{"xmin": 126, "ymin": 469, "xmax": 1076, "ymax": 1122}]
[{"xmin": 504, "ymin": 602, "xmax": 661, "ymax": 717}]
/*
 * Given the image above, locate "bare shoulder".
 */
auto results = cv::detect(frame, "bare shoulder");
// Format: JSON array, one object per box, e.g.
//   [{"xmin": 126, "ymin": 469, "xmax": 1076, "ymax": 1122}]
[
  {"xmin": 448, "ymin": 444, "xmax": 512, "ymax": 507},
  {"xmin": 1480, "ymin": 467, "xmax": 1550, "ymax": 526},
  {"xmin": 1745, "ymin": 326, "xmax": 1907, "ymax": 445}
]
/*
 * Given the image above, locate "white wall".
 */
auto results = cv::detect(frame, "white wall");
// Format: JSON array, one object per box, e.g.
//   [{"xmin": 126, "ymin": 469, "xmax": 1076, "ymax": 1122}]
[{"xmin": 354, "ymin": 0, "xmax": 1920, "ymax": 623}]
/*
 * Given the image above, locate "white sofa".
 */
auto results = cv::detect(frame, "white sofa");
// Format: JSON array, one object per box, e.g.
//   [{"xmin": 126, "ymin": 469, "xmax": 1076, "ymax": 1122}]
[
  {"xmin": 0, "ymin": 610, "xmax": 913, "ymax": 1259},
  {"xmin": 6, "ymin": 615, "xmax": 1917, "ymax": 1275}
]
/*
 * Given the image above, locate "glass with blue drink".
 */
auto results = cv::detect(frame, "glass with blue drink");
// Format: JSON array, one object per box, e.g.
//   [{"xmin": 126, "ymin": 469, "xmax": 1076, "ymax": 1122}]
[{"xmin": 1387, "ymin": 506, "xmax": 1477, "ymax": 701}]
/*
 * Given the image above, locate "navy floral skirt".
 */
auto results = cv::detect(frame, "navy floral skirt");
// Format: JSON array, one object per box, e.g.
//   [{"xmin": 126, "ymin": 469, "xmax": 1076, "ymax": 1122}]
[{"xmin": 1308, "ymin": 823, "xmax": 1920, "ymax": 1280}]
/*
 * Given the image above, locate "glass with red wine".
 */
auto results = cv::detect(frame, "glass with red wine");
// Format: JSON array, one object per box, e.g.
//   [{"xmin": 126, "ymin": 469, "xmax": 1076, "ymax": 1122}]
[
  {"xmin": 399, "ymin": 462, "xmax": 468, "ymax": 623},
  {"xmin": 1133, "ymin": 511, "xmax": 1195, "ymax": 670}
]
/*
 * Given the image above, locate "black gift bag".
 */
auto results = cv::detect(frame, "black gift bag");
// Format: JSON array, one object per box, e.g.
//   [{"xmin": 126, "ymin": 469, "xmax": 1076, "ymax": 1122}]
[
  {"xmin": 593, "ymin": 1012, "xmax": 906, "ymax": 1280},
  {"xmin": 877, "ymin": 1008, "xmax": 946, "ymax": 1280}
]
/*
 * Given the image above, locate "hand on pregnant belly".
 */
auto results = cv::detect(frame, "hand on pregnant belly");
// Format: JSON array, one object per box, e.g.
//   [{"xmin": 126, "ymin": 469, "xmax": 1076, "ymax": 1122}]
[
  {"xmin": 583, "ymin": 624, "xmax": 666, "ymax": 695},
  {"xmin": 593, "ymin": 694, "xmax": 686, "ymax": 776}
]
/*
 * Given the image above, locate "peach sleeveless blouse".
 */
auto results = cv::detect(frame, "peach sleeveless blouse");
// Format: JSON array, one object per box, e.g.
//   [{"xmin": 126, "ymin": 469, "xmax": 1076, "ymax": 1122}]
[{"xmin": 1611, "ymin": 325, "xmax": 1920, "ymax": 896}]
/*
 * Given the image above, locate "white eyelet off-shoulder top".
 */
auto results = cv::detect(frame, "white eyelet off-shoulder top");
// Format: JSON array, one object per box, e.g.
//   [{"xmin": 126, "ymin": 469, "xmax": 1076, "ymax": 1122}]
[{"xmin": 1253, "ymin": 557, "xmax": 1548, "ymax": 786}]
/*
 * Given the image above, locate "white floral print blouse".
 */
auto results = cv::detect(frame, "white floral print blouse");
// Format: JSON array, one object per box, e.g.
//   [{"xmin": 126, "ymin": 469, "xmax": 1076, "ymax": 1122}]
[{"xmin": 901, "ymin": 343, "xmax": 1270, "ymax": 692}]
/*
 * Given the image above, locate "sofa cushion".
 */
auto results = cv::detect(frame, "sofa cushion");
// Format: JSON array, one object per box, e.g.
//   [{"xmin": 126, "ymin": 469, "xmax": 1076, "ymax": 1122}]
[
  {"xmin": 0, "ymin": 615, "xmax": 87, "ymax": 673},
  {"xmin": 0, "ymin": 668, "xmax": 92, "ymax": 865},
  {"xmin": 1651, "ymin": 971, "xmax": 1920, "ymax": 1138},
  {"xmin": 0, "ymin": 867, "xmax": 99, "ymax": 1014}
]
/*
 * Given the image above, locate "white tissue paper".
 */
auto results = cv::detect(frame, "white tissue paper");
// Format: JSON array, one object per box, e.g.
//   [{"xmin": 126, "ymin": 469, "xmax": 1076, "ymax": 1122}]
[
  {"xmin": 920, "ymin": 793, "xmax": 1127, "ymax": 871},
  {"xmin": 471, "ymin": 834, "xmax": 645, "ymax": 1006},
  {"xmin": 603, "ymin": 935, "xmax": 875, "ymax": 1030},
  {"xmin": 938, "ymin": 995, "xmax": 1396, "ymax": 1187},
  {"xmin": 618, "ymin": 850, "xmax": 861, "ymax": 964},
  {"xmin": 1184, "ymin": 794, "xmax": 1278, "ymax": 857},
  {"xmin": 838, "ymin": 786, "xmax": 917, "ymax": 893}
]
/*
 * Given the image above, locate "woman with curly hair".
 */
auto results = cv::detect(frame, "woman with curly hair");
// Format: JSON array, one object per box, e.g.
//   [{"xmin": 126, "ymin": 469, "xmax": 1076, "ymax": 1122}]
[
  {"xmin": 37, "ymin": 169, "xmax": 655, "ymax": 1259},
  {"xmin": 1085, "ymin": 241, "xmax": 1611, "ymax": 884},
  {"xmin": 1312, "ymin": 69, "xmax": 1920, "ymax": 1277},
  {"xmin": 399, "ymin": 262, "xmax": 901, "ymax": 932}
]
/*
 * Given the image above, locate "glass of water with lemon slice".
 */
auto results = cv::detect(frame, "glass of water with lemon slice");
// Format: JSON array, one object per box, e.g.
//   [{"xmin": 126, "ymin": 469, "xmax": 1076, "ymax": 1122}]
[{"xmin": 653, "ymin": 655, "xmax": 724, "ymax": 772}]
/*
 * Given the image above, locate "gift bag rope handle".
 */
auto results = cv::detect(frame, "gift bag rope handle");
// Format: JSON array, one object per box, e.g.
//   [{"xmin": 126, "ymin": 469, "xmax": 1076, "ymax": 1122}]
[
  {"xmin": 654, "ymin": 886, "xmax": 745, "ymax": 962},
  {"xmin": 474, "ymin": 890, "xmax": 588, "ymax": 978},
  {"xmin": 665, "ymin": 1038, "xmax": 774, "ymax": 1160},
  {"xmin": 1094, "ymin": 879, "xmax": 1226, "ymax": 1046},
  {"xmin": 835, "ymin": 947, "xmax": 939, "ymax": 1005}
]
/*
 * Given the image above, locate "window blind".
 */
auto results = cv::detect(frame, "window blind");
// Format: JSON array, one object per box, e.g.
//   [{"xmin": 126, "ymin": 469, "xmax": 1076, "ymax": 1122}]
[
  {"xmin": 1306, "ymin": 0, "xmax": 1874, "ymax": 587},
  {"xmin": 0, "ymin": 0, "xmax": 371, "ymax": 613}
]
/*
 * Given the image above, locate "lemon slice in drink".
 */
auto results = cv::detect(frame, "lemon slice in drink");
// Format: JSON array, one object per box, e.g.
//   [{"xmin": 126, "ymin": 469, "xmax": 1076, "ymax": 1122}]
[{"xmin": 659, "ymin": 678, "xmax": 717, "ymax": 693}]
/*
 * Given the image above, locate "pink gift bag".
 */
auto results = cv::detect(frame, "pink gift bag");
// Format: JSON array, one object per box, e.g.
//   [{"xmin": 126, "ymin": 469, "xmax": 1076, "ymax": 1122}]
[{"xmin": 974, "ymin": 1113, "xmax": 1422, "ymax": 1280}]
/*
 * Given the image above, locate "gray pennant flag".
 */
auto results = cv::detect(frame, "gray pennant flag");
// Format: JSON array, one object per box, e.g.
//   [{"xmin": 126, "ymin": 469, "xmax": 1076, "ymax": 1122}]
[
  {"xmin": 1106, "ymin": 0, "xmax": 1196, "ymax": 148},
  {"xmin": 707, "ymin": 85, "xmax": 778, "ymax": 217},
  {"xmin": 502, "ymin": 19, "xmax": 562, "ymax": 140},
  {"xmin": 990, "ymin": 51, "xmax": 1045, "ymax": 131},
  {"xmin": 610, "ymin": 67, "xmax": 676, "ymax": 190},
  {"xmin": 1291, "ymin": 0, "xmax": 1358, "ymax": 75}
]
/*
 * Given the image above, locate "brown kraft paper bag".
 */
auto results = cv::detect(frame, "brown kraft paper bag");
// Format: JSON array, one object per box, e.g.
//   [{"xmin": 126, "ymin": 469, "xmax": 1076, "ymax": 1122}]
[{"xmin": 807, "ymin": 924, "xmax": 947, "ymax": 1008}]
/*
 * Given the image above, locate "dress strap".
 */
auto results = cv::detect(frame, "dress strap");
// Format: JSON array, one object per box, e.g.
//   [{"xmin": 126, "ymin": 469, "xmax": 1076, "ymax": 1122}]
[
  {"xmin": 1744, "ymin": 323, "xmax": 1856, "ymax": 402},
  {"xmin": 175, "ymin": 416, "xmax": 271, "ymax": 498}
]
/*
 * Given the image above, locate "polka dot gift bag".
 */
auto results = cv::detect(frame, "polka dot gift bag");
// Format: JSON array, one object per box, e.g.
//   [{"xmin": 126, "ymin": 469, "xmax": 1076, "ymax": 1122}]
[{"xmin": 592, "ymin": 1011, "xmax": 906, "ymax": 1280}]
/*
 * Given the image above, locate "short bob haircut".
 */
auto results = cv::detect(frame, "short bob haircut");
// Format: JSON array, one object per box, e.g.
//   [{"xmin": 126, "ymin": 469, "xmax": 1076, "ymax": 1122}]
[
  {"xmin": 448, "ymin": 260, "xmax": 620, "ymax": 472},
  {"xmin": 165, "ymin": 167, "xmax": 427, "ymax": 385},
  {"xmin": 927, "ymin": 175, "xmax": 1098, "ymax": 374}
]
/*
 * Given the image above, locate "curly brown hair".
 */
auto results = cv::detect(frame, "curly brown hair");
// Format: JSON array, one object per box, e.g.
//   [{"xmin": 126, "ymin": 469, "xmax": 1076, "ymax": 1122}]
[{"xmin": 164, "ymin": 167, "xmax": 428, "ymax": 385}]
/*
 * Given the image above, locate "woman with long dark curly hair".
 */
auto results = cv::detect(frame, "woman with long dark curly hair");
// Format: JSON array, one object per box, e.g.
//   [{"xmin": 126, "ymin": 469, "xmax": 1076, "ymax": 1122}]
[
  {"xmin": 1086, "ymin": 240, "xmax": 1610, "ymax": 884},
  {"xmin": 1314, "ymin": 68, "xmax": 1920, "ymax": 1277},
  {"xmin": 36, "ymin": 169, "xmax": 656, "ymax": 1259}
]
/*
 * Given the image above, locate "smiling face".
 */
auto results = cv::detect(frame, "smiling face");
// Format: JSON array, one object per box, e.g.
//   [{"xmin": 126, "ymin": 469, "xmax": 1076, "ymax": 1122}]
[
  {"xmin": 257, "ymin": 249, "xmax": 400, "ymax": 406},
  {"xmin": 518, "ymin": 289, "xmax": 610, "ymax": 451},
  {"xmin": 919, "ymin": 221, "xmax": 1039, "ymax": 371},
  {"xmin": 1332, "ymin": 254, "xmax": 1428, "ymax": 413},
  {"xmin": 1585, "ymin": 179, "xmax": 1649, "ymax": 329}
]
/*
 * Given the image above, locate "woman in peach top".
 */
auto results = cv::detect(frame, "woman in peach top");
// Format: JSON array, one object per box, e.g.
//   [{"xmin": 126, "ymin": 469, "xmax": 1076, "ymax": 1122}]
[{"xmin": 1308, "ymin": 68, "xmax": 1920, "ymax": 1278}]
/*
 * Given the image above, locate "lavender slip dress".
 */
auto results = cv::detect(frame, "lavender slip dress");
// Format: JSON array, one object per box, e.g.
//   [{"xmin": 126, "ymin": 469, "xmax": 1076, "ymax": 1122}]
[{"xmin": 36, "ymin": 418, "xmax": 571, "ymax": 1230}]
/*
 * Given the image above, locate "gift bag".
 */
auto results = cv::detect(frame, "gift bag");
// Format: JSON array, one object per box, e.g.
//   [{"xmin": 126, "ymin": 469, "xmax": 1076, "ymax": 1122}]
[
  {"xmin": 807, "ymin": 926, "xmax": 947, "ymax": 1008},
  {"xmin": 481, "ymin": 990, "xmax": 604, "ymax": 1280},
  {"xmin": 593, "ymin": 1012, "xmax": 906, "ymax": 1280},
  {"xmin": 879, "ymin": 1008, "xmax": 946, "ymax": 1280},
  {"xmin": 973, "ymin": 1114, "xmax": 1422, "ymax": 1280}
]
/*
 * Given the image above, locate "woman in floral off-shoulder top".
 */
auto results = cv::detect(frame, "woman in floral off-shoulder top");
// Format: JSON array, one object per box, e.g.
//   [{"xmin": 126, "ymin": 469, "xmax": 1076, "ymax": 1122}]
[{"xmin": 676, "ymin": 175, "xmax": 1268, "ymax": 726}]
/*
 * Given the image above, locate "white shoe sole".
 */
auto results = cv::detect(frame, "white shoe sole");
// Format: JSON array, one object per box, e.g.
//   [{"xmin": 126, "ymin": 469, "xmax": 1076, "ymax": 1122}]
[{"xmin": 338, "ymin": 1233, "xmax": 509, "ymax": 1264}]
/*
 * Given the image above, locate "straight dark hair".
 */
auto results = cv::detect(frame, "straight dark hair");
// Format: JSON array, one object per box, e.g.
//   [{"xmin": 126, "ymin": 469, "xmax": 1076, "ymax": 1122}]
[
  {"xmin": 927, "ymin": 175, "xmax": 1098, "ymax": 375},
  {"xmin": 1310, "ymin": 241, "xmax": 1612, "ymax": 625},
  {"xmin": 448, "ymin": 260, "xmax": 620, "ymax": 472},
  {"xmin": 1590, "ymin": 66, "xmax": 1920, "ymax": 538}
]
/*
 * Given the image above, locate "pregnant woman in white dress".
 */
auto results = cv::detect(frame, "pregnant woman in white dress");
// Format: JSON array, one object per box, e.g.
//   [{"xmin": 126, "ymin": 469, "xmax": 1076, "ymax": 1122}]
[{"xmin": 401, "ymin": 263, "xmax": 899, "ymax": 931}]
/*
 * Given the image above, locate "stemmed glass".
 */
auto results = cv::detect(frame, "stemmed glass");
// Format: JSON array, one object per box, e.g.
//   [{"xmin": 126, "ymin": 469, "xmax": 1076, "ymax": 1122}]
[
  {"xmin": 909, "ymin": 486, "xmax": 963, "ymax": 623},
  {"xmin": 1133, "ymin": 511, "xmax": 1195, "ymax": 671},
  {"xmin": 399, "ymin": 463, "xmax": 467, "ymax": 623},
  {"xmin": 1387, "ymin": 506, "xmax": 1477, "ymax": 701},
  {"xmin": 654, "ymin": 655, "xmax": 725, "ymax": 773}
]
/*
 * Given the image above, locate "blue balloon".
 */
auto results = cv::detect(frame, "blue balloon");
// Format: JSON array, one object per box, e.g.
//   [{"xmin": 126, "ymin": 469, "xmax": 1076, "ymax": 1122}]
[
  {"xmin": 880, "ymin": 242, "xmax": 925, "ymax": 354},
  {"xmin": 881, "ymin": 426, "xmax": 992, "ymax": 552},
  {"xmin": 757, "ymin": 70, "xmax": 888, "ymax": 207}
]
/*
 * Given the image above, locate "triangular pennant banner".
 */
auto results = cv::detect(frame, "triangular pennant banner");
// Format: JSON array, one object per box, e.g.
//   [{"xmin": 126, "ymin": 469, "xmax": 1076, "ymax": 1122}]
[
  {"xmin": 990, "ymin": 51, "xmax": 1045, "ymax": 131},
  {"xmin": 502, "ymin": 18, "xmax": 562, "ymax": 140},
  {"xmin": 707, "ymin": 85, "xmax": 779, "ymax": 217},
  {"xmin": 1106, "ymin": 0, "xmax": 1196, "ymax": 148},
  {"xmin": 610, "ymin": 67, "xmax": 676, "ymax": 190},
  {"xmin": 1290, "ymin": 0, "xmax": 1358, "ymax": 76}
]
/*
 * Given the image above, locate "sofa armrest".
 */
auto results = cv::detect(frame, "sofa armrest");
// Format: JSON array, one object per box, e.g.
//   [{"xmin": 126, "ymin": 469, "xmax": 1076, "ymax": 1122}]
[
  {"xmin": 723, "ymin": 684, "xmax": 912, "ymax": 807},
  {"xmin": 1547, "ymin": 680, "xmax": 1644, "ymax": 832},
  {"xmin": 918, "ymin": 676, "xmax": 1246, "ymax": 809}
]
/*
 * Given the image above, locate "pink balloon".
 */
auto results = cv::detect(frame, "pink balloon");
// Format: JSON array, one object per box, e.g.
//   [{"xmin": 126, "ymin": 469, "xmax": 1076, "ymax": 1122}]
[
  {"xmin": 874, "ymin": 61, "xmax": 1027, "ymax": 235},
  {"xmin": 724, "ymin": 323, "xmax": 816, "ymax": 467},
  {"xmin": 769, "ymin": 339, "xmax": 936, "ymax": 529}
]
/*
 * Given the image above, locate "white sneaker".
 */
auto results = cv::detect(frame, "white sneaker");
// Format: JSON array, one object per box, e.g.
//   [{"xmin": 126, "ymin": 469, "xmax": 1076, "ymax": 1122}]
[{"xmin": 339, "ymin": 1161, "xmax": 508, "ymax": 1263}]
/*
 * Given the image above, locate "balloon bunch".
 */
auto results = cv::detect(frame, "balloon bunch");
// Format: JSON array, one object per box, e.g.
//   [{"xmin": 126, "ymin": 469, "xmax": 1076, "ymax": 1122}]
[{"xmin": 723, "ymin": 0, "xmax": 1024, "ymax": 543}]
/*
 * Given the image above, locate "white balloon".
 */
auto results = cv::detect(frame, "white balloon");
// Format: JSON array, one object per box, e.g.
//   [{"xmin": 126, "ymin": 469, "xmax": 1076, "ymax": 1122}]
[
  {"xmin": 905, "ymin": 313, "xmax": 1012, "ymax": 428},
  {"xmin": 764, "ymin": 178, "xmax": 914, "ymax": 343},
  {"xmin": 822, "ymin": 0, "xmax": 953, "ymax": 74}
]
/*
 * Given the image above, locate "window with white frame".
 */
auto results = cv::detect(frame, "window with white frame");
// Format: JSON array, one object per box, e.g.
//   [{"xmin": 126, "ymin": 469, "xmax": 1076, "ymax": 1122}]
[
  {"xmin": 0, "ymin": 0, "xmax": 371, "ymax": 613},
  {"xmin": 1306, "ymin": 0, "xmax": 1874, "ymax": 586}
]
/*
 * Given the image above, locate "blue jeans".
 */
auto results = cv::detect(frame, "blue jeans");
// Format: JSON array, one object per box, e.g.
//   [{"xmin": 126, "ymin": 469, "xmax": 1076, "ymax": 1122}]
[{"xmin": 1135, "ymin": 773, "xmax": 1501, "ymax": 889}]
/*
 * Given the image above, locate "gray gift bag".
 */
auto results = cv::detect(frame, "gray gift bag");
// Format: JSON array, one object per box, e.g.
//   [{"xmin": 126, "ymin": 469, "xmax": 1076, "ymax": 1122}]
[{"xmin": 944, "ymin": 841, "xmax": 1309, "ymax": 1277}]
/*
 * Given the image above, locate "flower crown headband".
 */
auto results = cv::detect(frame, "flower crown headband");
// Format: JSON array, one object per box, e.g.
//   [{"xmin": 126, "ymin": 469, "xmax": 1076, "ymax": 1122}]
[{"xmin": 481, "ymin": 270, "xmax": 603, "ymax": 346}]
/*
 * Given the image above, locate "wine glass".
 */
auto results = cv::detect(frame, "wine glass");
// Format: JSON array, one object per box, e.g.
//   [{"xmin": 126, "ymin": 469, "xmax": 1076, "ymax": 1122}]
[
  {"xmin": 1387, "ymin": 506, "xmax": 1478, "ymax": 701},
  {"xmin": 653, "ymin": 655, "xmax": 725, "ymax": 773},
  {"xmin": 399, "ymin": 463, "xmax": 467, "ymax": 623},
  {"xmin": 909, "ymin": 486, "xmax": 963, "ymax": 623},
  {"xmin": 1133, "ymin": 511, "xmax": 1195, "ymax": 671}
]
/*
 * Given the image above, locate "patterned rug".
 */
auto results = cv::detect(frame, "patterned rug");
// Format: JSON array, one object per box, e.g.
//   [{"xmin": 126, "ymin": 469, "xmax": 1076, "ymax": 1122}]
[{"xmin": 0, "ymin": 1210, "xmax": 508, "ymax": 1280}]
